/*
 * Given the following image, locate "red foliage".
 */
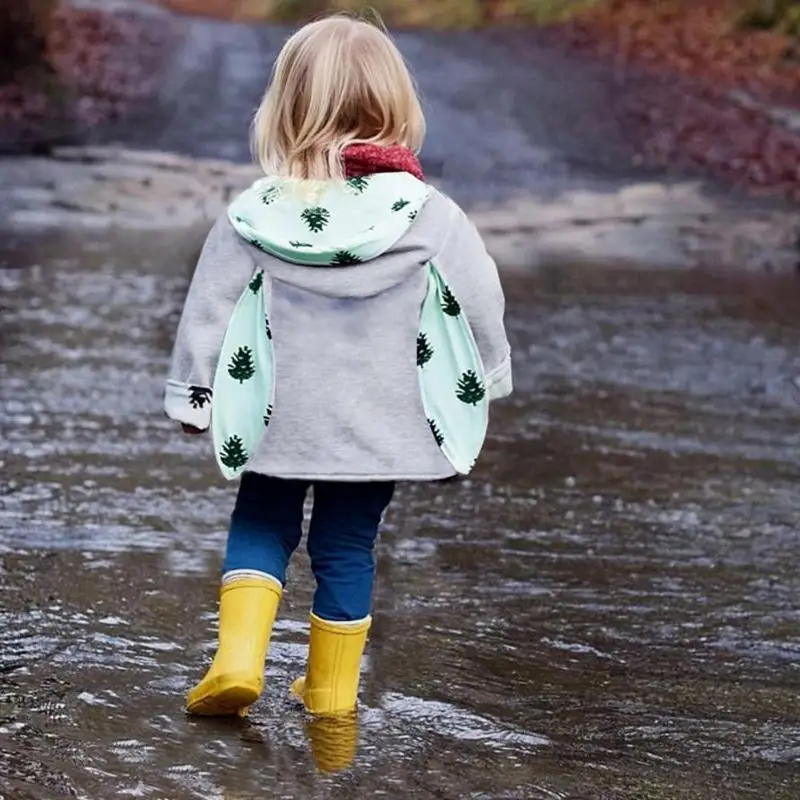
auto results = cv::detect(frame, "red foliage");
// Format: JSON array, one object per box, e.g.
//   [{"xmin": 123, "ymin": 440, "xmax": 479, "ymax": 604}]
[
  {"xmin": 0, "ymin": 7, "xmax": 175, "ymax": 131},
  {"xmin": 547, "ymin": 0, "xmax": 800, "ymax": 200}
]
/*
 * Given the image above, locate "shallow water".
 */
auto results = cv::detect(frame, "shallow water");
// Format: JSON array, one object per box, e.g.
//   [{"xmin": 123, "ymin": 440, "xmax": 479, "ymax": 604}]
[{"xmin": 2, "ymin": 232, "xmax": 800, "ymax": 799}]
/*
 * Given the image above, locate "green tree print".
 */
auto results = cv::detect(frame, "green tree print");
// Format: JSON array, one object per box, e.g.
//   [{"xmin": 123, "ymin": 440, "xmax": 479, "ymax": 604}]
[
  {"xmin": 289, "ymin": 241, "xmax": 313, "ymax": 248},
  {"xmin": 250, "ymin": 238, "xmax": 268, "ymax": 253},
  {"xmin": 261, "ymin": 186, "xmax": 281, "ymax": 205},
  {"xmin": 331, "ymin": 250, "xmax": 362, "ymax": 266},
  {"xmin": 228, "ymin": 346, "xmax": 255, "ymax": 383},
  {"xmin": 441, "ymin": 286, "xmax": 461, "ymax": 316},
  {"xmin": 456, "ymin": 370, "xmax": 486, "ymax": 405},
  {"xmin": 188, "ymin": 385, "xmax": 212, "ymax": 409},
  {"xmin": 408, "ymin": 210, "xmax": 418, "ymax": 222},
  {"xmin": 416, "ymin": 333, "xmax": 434, "ymax": 367},
  {"xmin": 346, "ymin": 176, "xmax": 370, "ymax": 194},
  {"xmin": 265, "ymin": 315, "xmax": 272, "ymax": 341},
  {"xmin": 301, "ymin": 206, "xmax": 330, "ymax": 233},
  {"xmin": 392, "ymin": 198, "xmax": 410, "ymax": 212},
  {"xmin": 249, "ymin": 271, "xmax": 264, "ymax": 294},
  {"xmin": 220, "ymin": 435, "xmax": 248, "ymax": 470},
  {"xmin": 428, "ymin": 418, "xmax": 444, "ymax": 447},
  {"xmin": 263, "ymin": 404, "xmax": 273, "ymax": 427}
]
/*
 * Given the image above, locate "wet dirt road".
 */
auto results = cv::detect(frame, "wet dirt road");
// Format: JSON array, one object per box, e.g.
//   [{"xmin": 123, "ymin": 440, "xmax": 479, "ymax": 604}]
[
  {"xmin": 2, "ymin": 229, "xmax": 800, "ymax": 799},
  {"xmin": 90, "ymin": 12, "xmax": 639, "ymax": 205}
]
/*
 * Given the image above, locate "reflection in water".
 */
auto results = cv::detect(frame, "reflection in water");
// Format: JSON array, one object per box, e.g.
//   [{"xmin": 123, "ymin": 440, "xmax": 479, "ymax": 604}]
[
  {"xmin": 305, "ymin": 714, "xmax": 359, "ymax": 774},
  {"xmin": 1, "ymin": 232, "xmax": 800, "ymax": 798}
]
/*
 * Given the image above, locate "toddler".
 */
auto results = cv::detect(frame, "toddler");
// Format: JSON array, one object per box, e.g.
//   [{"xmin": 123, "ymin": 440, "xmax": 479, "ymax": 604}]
[{"xmin": 165, "ymin": 13, "xmax": 512, "ymax": 733}]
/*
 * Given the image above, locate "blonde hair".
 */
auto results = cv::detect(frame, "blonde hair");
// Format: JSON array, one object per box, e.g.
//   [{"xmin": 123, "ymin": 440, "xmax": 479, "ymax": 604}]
[{"xmin": 252, "ymin": 13, "xmax": 426, "ymax": 181}]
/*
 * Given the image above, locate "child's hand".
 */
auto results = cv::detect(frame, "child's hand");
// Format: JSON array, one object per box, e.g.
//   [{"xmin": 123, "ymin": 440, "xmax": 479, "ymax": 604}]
[{"xmin": 181, "ymin": 423, "xmax": 206, "ymax": 435}]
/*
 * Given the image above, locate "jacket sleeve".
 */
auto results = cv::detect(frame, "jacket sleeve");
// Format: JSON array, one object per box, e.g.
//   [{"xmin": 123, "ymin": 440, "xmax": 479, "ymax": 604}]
[
  {"xmin": 434, "ymin": 200, "xmax": 513, "ymax": 400},
  {"xmin": 164, "ymin": 214, "xmax": 256, "ymax": 430}
]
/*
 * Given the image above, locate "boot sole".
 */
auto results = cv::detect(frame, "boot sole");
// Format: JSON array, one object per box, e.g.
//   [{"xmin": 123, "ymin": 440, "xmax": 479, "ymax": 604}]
[{"xmin": 186, "ymin": 676, "xmax": 261, "ymax": 717}]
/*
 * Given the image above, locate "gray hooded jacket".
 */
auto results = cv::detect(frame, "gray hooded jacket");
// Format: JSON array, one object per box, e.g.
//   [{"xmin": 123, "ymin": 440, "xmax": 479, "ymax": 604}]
[{"xmin": 165, "ymin": 175, "xmax": 512, "ymax": 481}]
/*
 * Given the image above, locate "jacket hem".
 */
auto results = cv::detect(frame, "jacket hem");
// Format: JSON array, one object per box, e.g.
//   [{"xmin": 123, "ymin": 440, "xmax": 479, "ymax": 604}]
[{"xmin": 239, "ymin": 468, "xmax": 458, "ymax": 482}]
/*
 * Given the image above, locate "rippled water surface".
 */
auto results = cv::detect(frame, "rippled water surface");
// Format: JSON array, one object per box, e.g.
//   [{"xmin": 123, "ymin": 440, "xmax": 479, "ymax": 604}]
[{"xmin": 2, "ymin": 231, "xmax": 800, "ymax": 799}]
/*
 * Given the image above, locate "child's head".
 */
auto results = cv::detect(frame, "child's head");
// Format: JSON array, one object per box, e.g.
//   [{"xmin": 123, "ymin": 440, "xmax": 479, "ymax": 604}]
[{"xmin": 252, "ymin": 14, "xmax": 425, "ymax": 181}]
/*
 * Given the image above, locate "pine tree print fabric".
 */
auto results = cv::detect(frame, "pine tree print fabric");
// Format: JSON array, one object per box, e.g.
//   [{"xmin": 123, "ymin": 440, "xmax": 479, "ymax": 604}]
[
  {"xmin": 227, "ymin": 173, "xmax": 429, "ymax": 267},
  {"xmin": 211, "ymin": 268, "xmax": 275, "ymax": 480},
  {"xmin": 417, "ymin": 263, "xmax": 489, "ymax": 474}
]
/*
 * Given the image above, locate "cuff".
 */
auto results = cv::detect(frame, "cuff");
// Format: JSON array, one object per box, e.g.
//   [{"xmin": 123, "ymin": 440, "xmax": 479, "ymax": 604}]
[
  {"xmin": 486, "ymin": 356, "xmax": 513, "ymax": 401},
  {"xmin": 164, "ymin": 380, "xmax": 212, "ymax": 430}
]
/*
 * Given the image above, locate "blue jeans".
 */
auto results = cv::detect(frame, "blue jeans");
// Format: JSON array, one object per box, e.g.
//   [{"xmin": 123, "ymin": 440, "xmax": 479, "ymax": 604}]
[{"xmin": 223, "ymin": 473, "xmax": 395, "ymax": 622}]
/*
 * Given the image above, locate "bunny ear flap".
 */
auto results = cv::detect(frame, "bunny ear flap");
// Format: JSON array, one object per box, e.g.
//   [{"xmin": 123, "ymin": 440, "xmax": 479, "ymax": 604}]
[
  {"xmin": 212, "ymin": 269, "xmax": 275, "ymax": 480},
  {"xmin": 417, "ymin": 262, "xmax": 489, "ymax": 475}
]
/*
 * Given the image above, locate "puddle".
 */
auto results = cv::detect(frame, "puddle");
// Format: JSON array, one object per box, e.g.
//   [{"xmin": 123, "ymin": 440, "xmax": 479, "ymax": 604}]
[{"xmin": 1, "ymin": 232, "xmax": 800, "ymax": 798}]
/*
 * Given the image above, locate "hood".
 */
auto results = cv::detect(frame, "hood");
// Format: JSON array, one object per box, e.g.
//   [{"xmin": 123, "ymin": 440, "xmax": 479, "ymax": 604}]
[{"xmin": 227, "ymin": 173, "xmax": 430, "ymax": 267}]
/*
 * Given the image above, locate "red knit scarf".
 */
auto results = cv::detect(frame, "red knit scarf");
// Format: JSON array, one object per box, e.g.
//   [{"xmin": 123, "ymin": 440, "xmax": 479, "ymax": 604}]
[{"xmin": 342, "ymin": 144, "xmax": 425, "ymax": 182}]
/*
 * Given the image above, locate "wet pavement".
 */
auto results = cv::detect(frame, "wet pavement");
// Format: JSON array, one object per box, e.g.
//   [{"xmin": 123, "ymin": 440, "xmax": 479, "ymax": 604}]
[{"xmin": 2, "ymin": 228, "xmax": 800, "ymax": 798}]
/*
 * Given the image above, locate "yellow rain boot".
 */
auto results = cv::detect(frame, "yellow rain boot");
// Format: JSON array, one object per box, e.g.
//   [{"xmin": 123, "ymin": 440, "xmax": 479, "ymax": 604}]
[
  {"xmin": 290, "ymin": 614, "xmax": 370, "ymax": 716},
  {"xmin": 186, "ymin": 575, "xmax": 281, "ymax": 716}
]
